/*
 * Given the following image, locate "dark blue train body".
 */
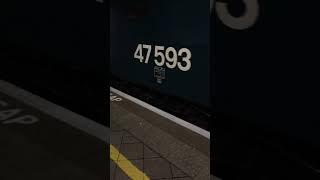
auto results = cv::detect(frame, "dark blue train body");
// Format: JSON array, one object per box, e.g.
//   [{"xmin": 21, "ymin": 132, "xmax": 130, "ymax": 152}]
[{"xmin": 110, "ymin": 0, "xmax": 211, "ymax": 107}]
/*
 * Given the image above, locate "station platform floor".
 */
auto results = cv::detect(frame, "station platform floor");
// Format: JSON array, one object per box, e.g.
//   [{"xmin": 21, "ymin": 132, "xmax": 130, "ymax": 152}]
[
  {"xmin": 0, "ymin": 79, "xmax": 212, "ymax": 180},
  {"xmin": 110, "ymin": 88, "xmax": 210, "ymax": 180},
  {"xmin": 0, "ymin": 80, "xmax": 108, "ymax": 180}
]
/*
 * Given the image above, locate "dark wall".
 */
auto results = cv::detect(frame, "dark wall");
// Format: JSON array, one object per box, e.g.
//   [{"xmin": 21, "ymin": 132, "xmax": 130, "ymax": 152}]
[
  {"xmin": 0, "ymin": 0, "xmax": 108, "ymax": 125},
  {"xmin": 2, "ymin": 0, "xmax": 107, "ymax": 73}
]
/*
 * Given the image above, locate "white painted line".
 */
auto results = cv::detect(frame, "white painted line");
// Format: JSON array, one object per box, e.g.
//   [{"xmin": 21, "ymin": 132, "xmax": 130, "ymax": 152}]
[
  {"xmin": 110, "ymin": 87, "xmax": 210, "ymax": 139},
  {"xmin": 0, "ymin": 80, "xmax": 109, "ymax": 143}
]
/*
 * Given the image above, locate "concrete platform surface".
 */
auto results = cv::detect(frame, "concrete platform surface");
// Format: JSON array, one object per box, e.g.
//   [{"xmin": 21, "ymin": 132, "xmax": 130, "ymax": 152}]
[
  {"xmin": 110, "ymin": 88, "xmax": 210, "ymax": 180},
  {"xmin": 0, "ymin": 80, "xmax": 108, "ymax": 180}
]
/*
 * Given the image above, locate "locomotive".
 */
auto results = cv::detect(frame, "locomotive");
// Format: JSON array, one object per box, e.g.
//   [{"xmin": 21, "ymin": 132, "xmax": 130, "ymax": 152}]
[{"xmin": 110, "ymin": 0, "xmax": 212, "ymax": 131}]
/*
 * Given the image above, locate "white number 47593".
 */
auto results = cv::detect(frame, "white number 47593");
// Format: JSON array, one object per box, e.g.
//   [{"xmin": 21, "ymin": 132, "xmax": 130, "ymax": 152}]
[{"xmin": 134, "ymin": 44, "xmax": 192, "ymax": 72}]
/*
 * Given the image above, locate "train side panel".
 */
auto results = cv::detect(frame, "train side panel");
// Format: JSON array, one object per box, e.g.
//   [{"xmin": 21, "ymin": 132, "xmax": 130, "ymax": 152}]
[{"xmin": 110, "ymin": 0, "xmax": 211, "ymax": 107}]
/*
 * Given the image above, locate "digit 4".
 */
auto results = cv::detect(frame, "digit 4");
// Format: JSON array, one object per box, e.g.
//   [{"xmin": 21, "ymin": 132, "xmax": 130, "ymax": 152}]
[{"xmin": 134, "ymin": 44, "xmax": 144, "ymax": 62}]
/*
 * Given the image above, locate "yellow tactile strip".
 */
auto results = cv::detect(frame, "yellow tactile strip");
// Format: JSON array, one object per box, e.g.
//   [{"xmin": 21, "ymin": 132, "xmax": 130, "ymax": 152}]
[{"xmin": 110, "ymin": 144, "xmax": 150, "ymax": 180}]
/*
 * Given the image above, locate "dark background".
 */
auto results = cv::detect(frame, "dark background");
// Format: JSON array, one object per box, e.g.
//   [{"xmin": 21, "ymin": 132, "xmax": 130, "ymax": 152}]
[
  {"xmin": 0, "ymin": 0, "xmax": 108, "ymax": 126},
  {"xmin": 0, "ymin": 0, "xmax": 109, "ymax": 179},
  {"xmin": 212, "ymin": 0, "xmax": 320, "ymax": 179}
]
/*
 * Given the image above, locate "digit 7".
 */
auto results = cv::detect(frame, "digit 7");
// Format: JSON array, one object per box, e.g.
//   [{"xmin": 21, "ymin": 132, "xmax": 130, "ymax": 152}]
[{"xmin": 143, "ymin": 44, "xmax": 152, "ymax": 64}]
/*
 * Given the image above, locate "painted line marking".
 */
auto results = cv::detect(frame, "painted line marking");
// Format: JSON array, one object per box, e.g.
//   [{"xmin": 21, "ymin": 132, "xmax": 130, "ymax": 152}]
[
  {"xmin": 0, "ymin": 80, "xmax": 109, "ymax": 143},
  {"xmin": 110, "ymin": 144, "xmax": 149, "ymax": 180},
  {"xmin": 110, "ymin": 87, "xmax": 210, "ymax": 139},
  {"xmin": 110, "ymin": 92, "xmax": 122, "ymax": 102}
]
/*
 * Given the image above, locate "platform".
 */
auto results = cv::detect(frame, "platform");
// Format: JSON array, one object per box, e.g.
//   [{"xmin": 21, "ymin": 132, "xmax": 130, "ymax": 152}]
[
  {"xmin": 110, "ymin": 88, "xmax": 210, "ymax": 180},
  {"xmin": 0, "ymin": 80, "xmax": 108, "ymax": 180},
  {"xmin": 0, "ymin": 79, "xmax": 211, "ymax": 180}
]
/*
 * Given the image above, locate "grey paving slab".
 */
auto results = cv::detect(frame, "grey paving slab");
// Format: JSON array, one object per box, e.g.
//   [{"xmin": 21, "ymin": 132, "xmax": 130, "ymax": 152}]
[
  {"xmin": 144, "ymin": 158, "xmax": 172, "ymax": 179},
  {"xmin": 123, "ymin": 131, "xmax": 134, "ymax": 137},
  {"xmin": 144, "ymin": 145, "xmax": 160, "ymax": 159},
  {"xmin": 114, "ymin": 168, "xmax": 131, "ymax": 180},
  {"xmin": 194, "ymin": 170, "xmax": 211, "ymax": 180},
  {"xmin": 119, "ymin": 143, "xmax": 144, "ymax": 160},
  {"xmin": 167, "ymin": 144, "xmax": 210, "ymax": 178},
  {"xmin": 141, "ymin": 125, "xmax": 182, "ymax": 155},
  {"xmin": 111, "ymin": 131, "xmax": 124, "ymax": 145},
  {"xmin": 173, "ymin": 177, "xmax": 193, "ymax": 180},
  {"xmin": 111, "ymin": 121, "xmax": 123, "ymax": 131},
  {"xmin": 122, "ymin": 135, "xmax": 141, "ymax": 144},
  {"xmin": 171, "ymin": 164, "xmax": 188, "ymax": 178}
]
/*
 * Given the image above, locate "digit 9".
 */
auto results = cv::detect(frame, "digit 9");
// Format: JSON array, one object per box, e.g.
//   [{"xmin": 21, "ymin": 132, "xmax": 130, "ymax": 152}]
[{"xmin": 165, "ymin": 47, "xmax": 178, "ymax": 69}]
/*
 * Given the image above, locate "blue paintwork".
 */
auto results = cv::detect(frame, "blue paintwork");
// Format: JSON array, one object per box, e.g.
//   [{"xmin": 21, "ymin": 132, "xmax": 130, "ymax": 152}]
[{"xmin": 111, "ymin": 0, "xmax": 211, "ymax": 107}]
